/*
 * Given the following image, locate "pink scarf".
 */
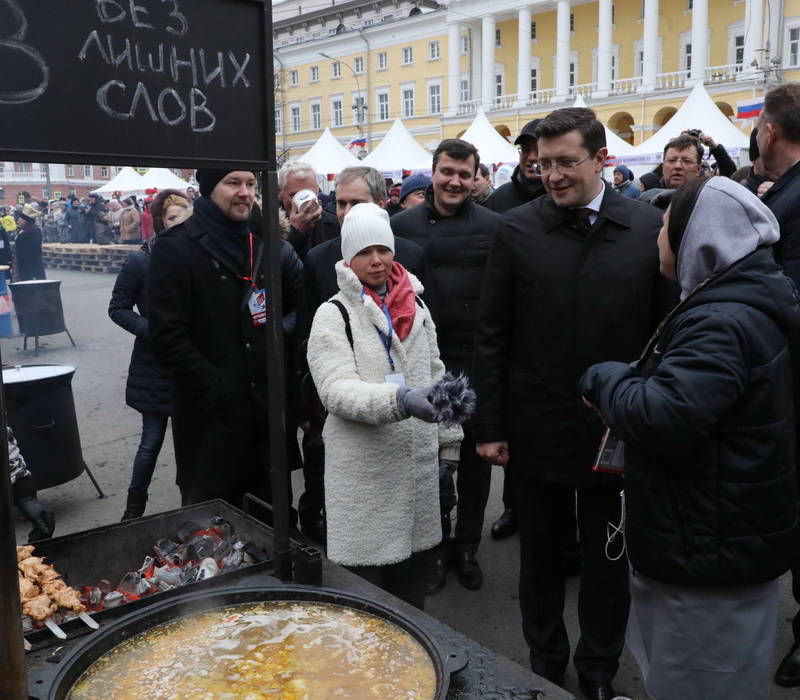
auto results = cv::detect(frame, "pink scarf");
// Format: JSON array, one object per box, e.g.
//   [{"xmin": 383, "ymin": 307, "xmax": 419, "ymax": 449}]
[{"xmin": 362, "ymin": 262, "xmax": 417, "ymax": 340}]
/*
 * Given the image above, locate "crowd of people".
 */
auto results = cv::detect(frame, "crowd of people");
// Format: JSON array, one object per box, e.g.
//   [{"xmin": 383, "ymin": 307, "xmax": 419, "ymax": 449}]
[{"xmin": 95, "ymin": 82, "xmax": 800, "ymax": 700}]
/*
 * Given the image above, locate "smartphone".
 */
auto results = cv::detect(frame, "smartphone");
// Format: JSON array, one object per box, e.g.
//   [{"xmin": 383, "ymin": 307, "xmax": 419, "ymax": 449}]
[{"xmin": 593, "ymin": 428, "xmax": 626, "ymax": 476}]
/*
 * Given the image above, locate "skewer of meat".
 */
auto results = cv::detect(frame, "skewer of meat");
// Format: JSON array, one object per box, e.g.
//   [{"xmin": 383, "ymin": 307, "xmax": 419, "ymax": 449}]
[{"xmin": 16, "ymin": 545, "xmax": 34, "ymax": 562}]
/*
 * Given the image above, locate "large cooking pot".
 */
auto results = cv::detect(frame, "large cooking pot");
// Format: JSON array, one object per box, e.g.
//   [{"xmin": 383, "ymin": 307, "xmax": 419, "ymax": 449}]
[
  {"xmin": 9, "ymin": 279, "xmax": 67, "ymax": 338},
  {"xmin": 3, "ymin": 364, "xmax": 85, "ymax": 489},
  {"xmin": 43, "ymin": 586, "xmax": 467, "ymax": 699}
]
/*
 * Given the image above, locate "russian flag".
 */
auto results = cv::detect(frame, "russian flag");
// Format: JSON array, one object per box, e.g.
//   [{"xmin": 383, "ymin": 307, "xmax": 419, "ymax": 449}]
[
  {"xmin": 737, "ymin": 98, "xmax": 764, "ymax": 119},
  {"xmin": 349, "ymin": 138, "xmax": 366, "ymax": 147}
]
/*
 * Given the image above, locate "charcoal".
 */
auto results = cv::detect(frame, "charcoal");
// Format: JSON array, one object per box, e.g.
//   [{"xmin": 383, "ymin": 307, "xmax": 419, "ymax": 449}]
[
  {"xmin": 209, "ymin": 516, "xmax": 234, "ymax": 540},
  {"xmin": 103, "ymin": 591, "xmax": 124, "ymax": 608},
  {"xmin": 176, "ymin": 521, "xmax": 202, "ymax": 543},
  {"xmin": 197, "ymin": 557, "xmax": 219, "ymax": 581},
  {"xmin": 186, "ymin": 535, "xmax": 217, "ymax": 562},
  {"xmin": 242, "ymin": 541, "xmax": 270, "ymax": 564},
  {"xmin": 178, "ymin": 566, "xmax": 199, "ymax": 586}
]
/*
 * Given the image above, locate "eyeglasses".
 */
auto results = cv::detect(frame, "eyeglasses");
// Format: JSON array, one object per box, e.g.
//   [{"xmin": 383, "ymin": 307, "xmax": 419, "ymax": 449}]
[{"xmin": 534, "ymin": 155, "xmax": 592, "ymax": 175}]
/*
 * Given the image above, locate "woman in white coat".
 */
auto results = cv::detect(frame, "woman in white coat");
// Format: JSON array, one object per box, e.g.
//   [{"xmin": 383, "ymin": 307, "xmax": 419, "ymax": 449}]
[{"xmin": 307, "ymin": 202, "xmax": 462, "ymax": 609}]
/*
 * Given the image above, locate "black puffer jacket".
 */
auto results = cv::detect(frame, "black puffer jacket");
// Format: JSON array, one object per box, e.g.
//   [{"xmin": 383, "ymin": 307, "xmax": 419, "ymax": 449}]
[
  {"xmin": 484, "ymin": 165, "xmax": 546, "ymax": 213},
  {"xmin": 390, "ymin": 187, "xmax": 502, "ymax": 375},
  {"xmin": 581, "ymin": 249, "xmax": 800, "ymax": 584},
  {"xmin": 109, "ymin": 244, "xmax": 171, "ymax": 415}
]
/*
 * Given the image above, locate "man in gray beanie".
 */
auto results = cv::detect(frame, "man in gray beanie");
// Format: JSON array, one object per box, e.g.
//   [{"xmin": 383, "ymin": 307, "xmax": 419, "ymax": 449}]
[{"xmin": 612, "ymin": 165, "xmax": 640, "ymax": 200}]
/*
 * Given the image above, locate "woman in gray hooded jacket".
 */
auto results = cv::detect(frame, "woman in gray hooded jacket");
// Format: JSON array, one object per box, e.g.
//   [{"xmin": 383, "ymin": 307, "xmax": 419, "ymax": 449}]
[{"xmin": 581, "ymin": 176, "xmax": 800, "ymax": 699}]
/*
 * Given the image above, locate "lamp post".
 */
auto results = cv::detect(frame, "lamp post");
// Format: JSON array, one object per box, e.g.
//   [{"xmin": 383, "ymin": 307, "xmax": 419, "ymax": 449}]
[{"xmin": 319, "ymin": 52, "xmax": 368, "ymax": 158}]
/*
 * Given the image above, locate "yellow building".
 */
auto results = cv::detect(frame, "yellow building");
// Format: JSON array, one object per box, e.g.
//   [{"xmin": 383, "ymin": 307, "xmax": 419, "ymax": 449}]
[{"xmin": 273, "ymin": 0, "xmax": 800, "ymax": 161}]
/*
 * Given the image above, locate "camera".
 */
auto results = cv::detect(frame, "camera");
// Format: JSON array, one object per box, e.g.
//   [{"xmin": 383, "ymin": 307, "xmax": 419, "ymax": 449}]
[{"xmin": 686, "ymin": 129, "xmax": 702, "ymax": 138}]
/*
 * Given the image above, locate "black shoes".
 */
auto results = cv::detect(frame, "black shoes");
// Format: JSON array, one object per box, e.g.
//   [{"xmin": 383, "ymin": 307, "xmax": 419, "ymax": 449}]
[
  {"xmin": 490, "ymin": 507, "xmax": 517, "ymax": 539},
  {"xmin": 775, "ymin": 642, "xmax": 800, "ymax": 687},
  {"xmin": 300, "ymin": 518, "xmax": 327, "ymax": 545},
  {"xmin": 425, "ymin": 553, "xmax": 448, "ymax": 595},
  {"xmin": 453, "ymin": 550, "xmax": 484, "ymax": 590},
  {"xmin": 121, "ymin": 494, "xmax": 147, "ymax": 521},
  {"xmin": 578, "ymin": 677, "xmax": 617, "ymax": 700}
]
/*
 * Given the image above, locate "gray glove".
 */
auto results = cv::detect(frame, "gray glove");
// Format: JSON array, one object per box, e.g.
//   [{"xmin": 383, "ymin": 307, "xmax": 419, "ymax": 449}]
[{"xmin": 397, "ymin": 385, "xmax": 437, "ymax": 423}]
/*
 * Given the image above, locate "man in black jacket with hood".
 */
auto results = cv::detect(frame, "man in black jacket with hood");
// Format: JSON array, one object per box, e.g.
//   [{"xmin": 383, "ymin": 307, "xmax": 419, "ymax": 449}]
[
  {"xmin": 391, "ymin": 139, "xmax": 504, "ymax": 595},
  {"xmin": 149, "ymin": 169, "xmax": 299, "ymax": 511},
  {"xmin": 473, "ymin": 108, "xmax": 674, "ymax": 699},
  {"xmin": 485, "ymin": 119, "xmax": 546, "ymax": 214}
]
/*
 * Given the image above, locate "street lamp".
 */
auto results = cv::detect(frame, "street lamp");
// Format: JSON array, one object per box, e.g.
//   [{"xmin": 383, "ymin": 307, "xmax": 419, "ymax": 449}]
[{"xmin": 319, "ymin": 52, "xmax": 368, "ymax": 158}]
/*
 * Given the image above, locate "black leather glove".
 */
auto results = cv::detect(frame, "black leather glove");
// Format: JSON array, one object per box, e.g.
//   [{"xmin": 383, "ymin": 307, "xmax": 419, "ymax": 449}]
[
  {"xmin": 17, "ymin": 496, "xmax": 55, "ymax": 543},
  {"xmin": 397, "ymin": 385, "xmax": 437, "ymax": 423},
  {"xmin": 438, "ymin": 459, "xmax": 458, "ymax": 512}
]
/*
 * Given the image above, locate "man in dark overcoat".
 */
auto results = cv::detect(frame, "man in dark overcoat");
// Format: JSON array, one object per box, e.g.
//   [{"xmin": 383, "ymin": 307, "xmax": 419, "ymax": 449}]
[
  {"xmin": 148, "ymin": 168, "xmax": 295, "ymax": 509},
  {"xmin": 391, "ymin": 139, "xmax": 504, "ymax": 594},
  {"xmin": 472, "ymin": 108, "xmax": 674, "ymax": 700}
]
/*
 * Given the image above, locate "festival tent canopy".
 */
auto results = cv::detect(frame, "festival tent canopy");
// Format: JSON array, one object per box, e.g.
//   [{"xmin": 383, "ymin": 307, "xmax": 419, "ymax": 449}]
[
  {"xmin": 362, "ymin": 119, "xmax": 433, "ymax": 173},
  {"xmin": 139, "ymin": 167, "xmax": 190, "ymax": 191},
  {"xmin": 572, "ymin": 95, "xmax": 635, "ymax": 156},
  {"xmin": 459, "ymin": 108, "xmax": 520, "ymax": 164},
  {"xmin": 91, "ymin": 166, "xmax": 145, "ymax": 194},
  {"xmin": 297, "ymin": 127, "xmax": 362, "ymax": 175},
  {"xmin": 627, "ymin": 82, "xmax": 749, "ymax": 158}
]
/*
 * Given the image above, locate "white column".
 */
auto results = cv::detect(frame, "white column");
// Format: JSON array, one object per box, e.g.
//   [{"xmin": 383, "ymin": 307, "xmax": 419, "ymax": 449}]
[
  {"xmin": 640, "ymin": 0, "xmax": 659, "ymax": 92},
  {"xmin": 516, "ymin": 7, "xmax": 532, "ymax": 106},
  {"xmin": 742, "ymin": 0, "xmax": 763, "ymax": 75},
  {"xmin": 594, "ymin": 0, "xmax": 613, "ymax": 97},
  {"xmin": 471, "ymin": 25, "xmax": 482, "ymax": 102},
  {"xmin": 689, "ymin": 0, "xmax": 708, "ymax": 83},
  {"xmin": 481, "ymin": 14, "xmax": 496, "ymax": 109},
  {"xmin": 555, "ymin": 0, "xmax": 571, "ymax": 100},
  {"xmin": 447, "ymin": 22, "xmax": 461, "ymax": 114}
]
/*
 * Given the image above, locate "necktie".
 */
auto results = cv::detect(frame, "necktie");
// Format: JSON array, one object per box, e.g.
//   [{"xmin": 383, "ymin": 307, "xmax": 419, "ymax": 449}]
[{"xmin": 568, "ymin": 207, "xmax": 593, "ymax": 236}]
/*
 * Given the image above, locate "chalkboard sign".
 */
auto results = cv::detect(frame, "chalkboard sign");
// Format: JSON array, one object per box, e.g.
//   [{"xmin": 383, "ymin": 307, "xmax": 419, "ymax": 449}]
[{"xmin": 0, "ymin": 0, "xmax": 273, "ymax": 169}]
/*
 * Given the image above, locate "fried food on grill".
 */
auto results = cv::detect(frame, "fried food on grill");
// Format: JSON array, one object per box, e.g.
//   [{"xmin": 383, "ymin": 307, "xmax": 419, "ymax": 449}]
[
  {"xmin": 18, "ymin": 575, "xmax": 39, "ymax": 602},
  {"xmin": 23, "ymin": 593, "xmax": 57, "ymax": 621},
  {"xmin": 49, "ymin": 586, "xmax": 85, "ymax": 614},
  {"xmin": 16, "ymin": 545, "xmax": 35, "ymax": 562},
  {"xmin": 18, "ymin": 556, "xmax": 45, "ymax": 579}
]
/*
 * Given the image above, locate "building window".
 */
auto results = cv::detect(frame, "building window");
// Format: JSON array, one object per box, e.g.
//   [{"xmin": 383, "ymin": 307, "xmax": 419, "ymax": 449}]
[
  {"xmin": 378, "ymin": 91, "xmax": 390, "ymax": 120},
  {"xmin": 290, "ymin": 105, "xmax": 301, "ymax": 132},
  {"xmin": 611, "ymin": 54, "xmax": 617, "ymax": 80},
  {"xmin": 364, "ymin": 19, "xmax": 373, "ymax": 26},
  {"xmin": 17, "ymin": 163, "xmax": 32, "ymax": 173},
  {"xmin": 101, "ymin": 167, "xmax": 109, "ymax": 178},
  {"xmin": 494, "ymin": 74, "xmax": 503, "ymax": 103},
  {"xmin": 460, "ymin": 77, "xmax": 470, "ymax": 102},
  {"xmin": 289, "ymin": 70, "xmax": 298, "ymax": 86},
  {"xmin": 684, "ymin": 42, "xmax": 692, "ymax": 72},
  {"xmin": 383, "ymin": 13, "xmax": 393, "ymax": 21},
  {"xmin": 354, "ymin": 56, "xmax": 364, "ymax": 73},
  {"xmin": 429, "ymin": 41, "xmax": 440, "ymax": 60},
  {"xmin": 402, "ymin": 47, "xmax": 413, "ymax": 65},
  {"xmin": 461, "ymin": 35, "xmax": 469, "ymax": 54},
  {"xmin": 428, "ymin": 83, "xmax": 441, "ymax": 113},
  {"xmin": 275, "ymin": 109, "xmax": 282, "ymax": 134},
  {"xmin": 332, "ymin": 61, "xmax": 341, "ymax": 78},
  {"xmin": 84, "ymin": 165, "xmax": 92, "ymax": 177},
  {"xmin": 530, "ymin": 68, "xmax": 538, "ymax": 93},
  {"xmin": 378, "ymin": 51, "xmax": 388, "ymax": 69},
  {"xmin": 569, "ymin": 62, "xmax": 576, "ymax": 87},
  {"xmin": 734, "ymin": 35, "xmax": 744, "ymax": 67},
  {"xmin": 402, "ymin": 87, "xmax": 415, "ymax": 117},
  {"xmin": 791, "ymin": 27, "xmax": 800, "ymax": 67},
  {"xmin": 66, "ymin": 165, "xmax": 74, "ymax": 176},
  {"xmin": 311, "ymin": 102, "xmax": 321, "ymax": 130},
  {"xmin": 612, "ymin": 4, "xmax": 616, "ymax": 23},
  {"xmin": 570, "ymin": 13, "xmax": 575, "ymax": 32},
  {"xmin": 687, "ymin": 0, "xmax": 693, "ymax": 8},
  {"xmin": 530, "ymin": 21, "xmax": 537, "ymax": 40},
  {"xmin": 495, "ymin": 28, "xmax": 501, "ymax": 47},
  {"xmin": 353, "ymin": 95, "xmax": 365, "ymax": 124},
  {"xmin": 332, "ymin": 98, "xmax": 343, "ymax": 127},
  {"xmin": 310, "ymin": 65, "xmax": 319, "ymax": 82}
]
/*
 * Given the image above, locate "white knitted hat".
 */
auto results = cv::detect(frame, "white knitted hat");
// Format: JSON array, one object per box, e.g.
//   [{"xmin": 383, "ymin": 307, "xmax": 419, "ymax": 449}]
[{"xmin": 341, "ymin": 202, "xmax": 395, "ymax": 263}]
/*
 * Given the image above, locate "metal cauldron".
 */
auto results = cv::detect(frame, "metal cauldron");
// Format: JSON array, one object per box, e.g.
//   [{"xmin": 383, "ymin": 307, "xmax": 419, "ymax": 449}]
[
  {"xmin": 43, "ymin": 586, "xmax": 467, "ymax": 699},
  {"xmin": 3, "ymin": 364, "xmax": 85, "ymax": 489}
]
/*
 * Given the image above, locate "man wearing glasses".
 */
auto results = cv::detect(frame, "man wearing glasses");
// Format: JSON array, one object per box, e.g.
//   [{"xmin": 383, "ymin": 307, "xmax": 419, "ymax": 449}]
[
  {"xmin": 472, "ymin": 108, "xmax": 675, "ymax": 700},
  {"xmin": 485, "ymin": 119, "xmax": 546, "ymax": 214}
]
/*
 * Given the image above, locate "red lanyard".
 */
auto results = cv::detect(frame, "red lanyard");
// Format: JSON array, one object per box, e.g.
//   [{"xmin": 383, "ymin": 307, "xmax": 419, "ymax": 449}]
[{"xmin": 236, "ymin": 233, "xmax": 256, "ymax": 289}]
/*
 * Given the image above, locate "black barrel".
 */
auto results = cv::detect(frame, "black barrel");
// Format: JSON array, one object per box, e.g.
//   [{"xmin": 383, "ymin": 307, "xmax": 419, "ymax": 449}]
[
  {"xmin": 3, "ymin": 364, "xmax": 85, "ymax": 489},
  {"xmin": 9, "ymin": 279, "xmax": 67, "ymax": 337}
]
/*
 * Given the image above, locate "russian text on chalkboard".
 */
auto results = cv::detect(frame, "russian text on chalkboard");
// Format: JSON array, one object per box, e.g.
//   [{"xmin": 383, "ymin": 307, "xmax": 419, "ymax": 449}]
[{"xmin": 0, "ymin": 0, "xmax": 273, "ymax": 169}]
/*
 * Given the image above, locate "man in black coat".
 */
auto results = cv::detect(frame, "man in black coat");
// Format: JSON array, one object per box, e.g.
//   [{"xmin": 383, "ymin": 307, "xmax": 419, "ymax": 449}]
[
  {"xmin": 278, "ymin": 161, "xmax": 340, "ymax": 261},
  {"xmin": 485, "ymin": 119, "xmax": 546, "ymax": 214},
  {"xmin": 755, "ymin": 82, "xmax": 800, "ymax": 687},
  {"xmin": 148, "ymin": 169, "xmax": 299, "ymax": 510},
  {"xmin": 472, "ymin": 108, "xmax": 674, "ymax": 699},
  {"xmin": 391, "ymin": 139, "xmax": 503, "ymax": 594},
  {"xmin": 295, "ymin": 166, "xmax": 426, "ymax": 542}
]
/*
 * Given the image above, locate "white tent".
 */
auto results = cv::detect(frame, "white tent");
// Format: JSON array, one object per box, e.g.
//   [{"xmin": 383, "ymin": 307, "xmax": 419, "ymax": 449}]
[
  {"xmin": 91, "ymin": 166, "xmax": 145, "ymax": 194},
  {"xmin": 626, "ymin": 82, "xmax": 749, "ymax": 161},
  {"xmin": 572, "ymin": 95, "xmax": 635, "ymax": 156},
  {"xmin": 297, "ymin": 127, "xmax": 361, "ymax": 175},
  {"xmin": 139, "ymin": 168, "xmax": 190, "ymax": 191},
  {"xmin": 363, "ymin": 119, "xmax": 432, "ymax": 173},
  {"xmin": 459, "ymin": 108, "xmax": 520, "ymax": 164}
]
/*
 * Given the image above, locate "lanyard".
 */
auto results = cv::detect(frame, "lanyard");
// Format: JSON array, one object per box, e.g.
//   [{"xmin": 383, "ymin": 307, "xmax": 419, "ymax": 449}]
[
  {"xmin": 236, "ymin": 233, "xmax": 256, "ymax": 289},
  {"xmin": 375, "ymin": 304, "xmax": 395, "ymax": 372}
]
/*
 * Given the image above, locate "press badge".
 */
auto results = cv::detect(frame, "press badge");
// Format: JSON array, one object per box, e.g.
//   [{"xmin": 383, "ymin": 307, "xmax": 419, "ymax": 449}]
[
  {"xmin": 385, "ymin": 372, "xmax": 406, "ymax": 386},
  {"xmin": 248, "ymin": 288, "xmax": 267, "ymax": 326}
]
